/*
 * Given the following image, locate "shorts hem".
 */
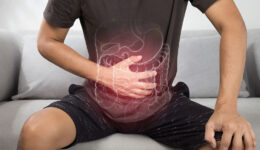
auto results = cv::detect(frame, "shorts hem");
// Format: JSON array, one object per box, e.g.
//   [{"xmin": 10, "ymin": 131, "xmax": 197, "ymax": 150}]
[{"xmin": 43, "ymin": 102, "xmax": 80, "ymax": 149}]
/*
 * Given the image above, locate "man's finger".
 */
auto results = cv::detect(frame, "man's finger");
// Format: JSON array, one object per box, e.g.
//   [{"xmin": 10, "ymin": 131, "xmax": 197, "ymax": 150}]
[
  {"xmin": 244, "ymin": 130, "xmax": 254, "ymax": 150},
  {"xmin": 126, "ymin": 92, "xmax": 146, "ymax": 99},
  {"xmin": 248, "ymin": 124, "xmax": 256, "ymax": 148},
  {"xmin": 118, "ymin": 88, "xmax": 146, "ymax": 99},
  {"xmin": 220, "ymin": 130, "xmax": 234, "ymax": 150},
  {"xmin": 119, "ymin": 55, "xmax": 142, "ymax": 68},
  {"xmin": 131, "ymin": 88, "xmax": 152, "ymax": 96},
  {"xmin": 136, "ymin": 71, "xmax": 157, "ymax": 80},
  {"xmin": 232, "ymin": 132, "xmax": 243, "ymax": 150},
  {"xmin": 135, "ymin": 82, "xmax": 157, "ymax": 89},
  {"xmin": 205, "ymin": 123, "xmax": 216, "ymax": 148}
]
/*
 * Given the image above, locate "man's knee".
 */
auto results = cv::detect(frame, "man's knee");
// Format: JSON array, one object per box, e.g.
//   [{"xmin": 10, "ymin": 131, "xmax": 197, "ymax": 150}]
[{"xmin": 18, "ymin": 111, "xmax": 60, "ymax": 150}]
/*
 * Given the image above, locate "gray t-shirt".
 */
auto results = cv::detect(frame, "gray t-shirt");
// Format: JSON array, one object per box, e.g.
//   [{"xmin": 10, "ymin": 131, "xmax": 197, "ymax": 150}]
[{"xmin": 43, "ymin": 0, "xmax": 216, "ymax": 123}]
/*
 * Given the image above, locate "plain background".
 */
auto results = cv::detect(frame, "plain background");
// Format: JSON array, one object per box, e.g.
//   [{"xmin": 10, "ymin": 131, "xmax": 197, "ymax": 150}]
[{"xmin": 0, "ymin": 0, "xmax": 259, "ymax": 32}]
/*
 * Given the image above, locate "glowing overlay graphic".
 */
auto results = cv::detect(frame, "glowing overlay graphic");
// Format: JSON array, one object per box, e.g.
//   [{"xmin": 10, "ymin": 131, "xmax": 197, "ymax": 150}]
[{"xmin": 85, "ymin": 20, "xmax": 173, "ymax": 123}]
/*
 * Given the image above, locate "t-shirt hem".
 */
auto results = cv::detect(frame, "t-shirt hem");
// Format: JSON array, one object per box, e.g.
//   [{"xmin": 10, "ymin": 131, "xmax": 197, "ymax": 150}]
[{"xmin": 199, "ymin": 0, "xmax": 217, "ymax": 13}]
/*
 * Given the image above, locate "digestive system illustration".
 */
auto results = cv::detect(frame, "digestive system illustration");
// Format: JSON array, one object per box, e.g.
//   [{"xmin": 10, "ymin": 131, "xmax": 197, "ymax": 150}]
[{"xmin": 88, "ymin": 20, "xmax": 172, "ymax": 123}]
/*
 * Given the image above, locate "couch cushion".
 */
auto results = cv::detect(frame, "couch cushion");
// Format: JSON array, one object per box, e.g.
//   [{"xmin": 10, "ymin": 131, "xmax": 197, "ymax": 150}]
[
  {"xmin": 0, "ymin": 30, "xmax": 21, "ymax": 101},
  {"xmin": 173, "ymin": 34, "xmax": 249, "ymax": 98},
  {"xmin": 0, "ymin": 98, "xmax": 259, "ymax": 150},
  {"xmin": 12, "ymin": 30, "xmax": 252, "ymax": 100},
  {"xmin": 0, "ymin": 99, "xmax": 175, "ymax": 150},
  {"xmin": 12, "ymin": 32, "xmax": 87, "ymax": 100}
]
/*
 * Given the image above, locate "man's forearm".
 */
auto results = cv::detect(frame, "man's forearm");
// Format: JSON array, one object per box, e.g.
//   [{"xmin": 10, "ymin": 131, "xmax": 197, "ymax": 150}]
[
  {"xmin": 215, "ymin": 25, "xmax": 247, "ymax": 110},
  {"xmin": 38, "ymin": 39, "xmax": 105, "ymax": 82}
]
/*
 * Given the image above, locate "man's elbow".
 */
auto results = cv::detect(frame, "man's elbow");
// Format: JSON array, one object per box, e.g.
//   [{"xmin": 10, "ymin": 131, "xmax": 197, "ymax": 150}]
[
  {"xmin": 37, "ymin": 37, "xmax": 45, "ymax": 55},
  {"xmin": 37, "ymin": 36, "xmax": 53, "ymax": 57}
]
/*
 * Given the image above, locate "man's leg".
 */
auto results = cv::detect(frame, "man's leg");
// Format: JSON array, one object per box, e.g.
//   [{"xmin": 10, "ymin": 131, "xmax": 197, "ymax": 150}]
[
  {"xmin": 138, "ymin": 82, "xmax": 223, "ymax": 150},
  {"xmin": 18, "ymin": 84, "xmax": 116, "ymax": 150},
  {"xmin": 18, "ymin": 107, "xmax": 76, "ymax": 150}
]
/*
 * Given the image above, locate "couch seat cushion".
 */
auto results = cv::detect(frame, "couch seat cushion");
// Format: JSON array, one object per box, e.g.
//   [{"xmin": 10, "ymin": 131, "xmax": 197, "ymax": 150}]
[{"xmin": 0, "ymin": 98, "xmax": 259, "ymax": 150}]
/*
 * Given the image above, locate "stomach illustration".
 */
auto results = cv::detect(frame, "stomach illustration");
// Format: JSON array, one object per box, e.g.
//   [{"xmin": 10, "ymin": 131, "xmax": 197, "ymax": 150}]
[{"xmin": 84, "ymin": 19, "xmax": 172, "ymax": 123}]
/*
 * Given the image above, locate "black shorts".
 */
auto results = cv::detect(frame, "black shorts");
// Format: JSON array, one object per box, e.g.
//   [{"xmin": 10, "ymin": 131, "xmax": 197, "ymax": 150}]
[{"xmin": 43, "ymin": 81, "xmax": 222, "ymax": 150}]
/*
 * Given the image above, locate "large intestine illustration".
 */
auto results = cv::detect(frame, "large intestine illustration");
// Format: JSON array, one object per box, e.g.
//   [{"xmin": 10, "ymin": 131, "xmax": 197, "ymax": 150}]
[{"xmin": 85, "ymin": 20, "xmax": 172, "ymax": 123}]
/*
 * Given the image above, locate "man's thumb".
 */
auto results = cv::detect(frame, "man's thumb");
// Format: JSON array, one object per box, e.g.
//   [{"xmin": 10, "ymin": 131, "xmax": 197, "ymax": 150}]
[
  {"xmin": 205, "ymin": 123, "xmax": 217, "ymax": 148},
  {"xmin": 122, "ymin": 55, "xmax": 142, "ymax": 67}
]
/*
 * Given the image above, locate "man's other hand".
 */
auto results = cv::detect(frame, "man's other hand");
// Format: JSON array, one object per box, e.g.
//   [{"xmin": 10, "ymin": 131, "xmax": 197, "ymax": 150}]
[
  {"xmin": 98, "ymin": 55, "xmax": 157, "ymax": 99},
  {"xmin": 205, "ymin": 104, "xmax": 256, "ymax": 150}
]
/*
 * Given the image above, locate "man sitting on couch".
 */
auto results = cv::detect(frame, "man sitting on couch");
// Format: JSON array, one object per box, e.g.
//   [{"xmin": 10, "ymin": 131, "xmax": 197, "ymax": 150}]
[{"xmin": 17, "ymin": 0, "xmax": 256, "ymax": 150}]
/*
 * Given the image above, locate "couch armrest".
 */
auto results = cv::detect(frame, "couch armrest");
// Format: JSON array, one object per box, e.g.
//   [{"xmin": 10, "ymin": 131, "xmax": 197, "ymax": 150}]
[{"xmin": 0, "ymin": 30, "xmax": 21, "ymax": 101}]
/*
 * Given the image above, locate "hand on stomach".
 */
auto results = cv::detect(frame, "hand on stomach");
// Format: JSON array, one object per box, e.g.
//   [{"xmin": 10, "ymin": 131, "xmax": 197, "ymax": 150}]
[{"xmin": 98, "ymin": 55, "xmax": 157, "ymax": 99}]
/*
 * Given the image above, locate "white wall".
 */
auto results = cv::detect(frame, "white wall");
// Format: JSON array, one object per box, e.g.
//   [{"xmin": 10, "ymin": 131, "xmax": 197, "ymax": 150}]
[{"xmin": 0, "ymin": 0, "xmax": 259, "ymax": 32}]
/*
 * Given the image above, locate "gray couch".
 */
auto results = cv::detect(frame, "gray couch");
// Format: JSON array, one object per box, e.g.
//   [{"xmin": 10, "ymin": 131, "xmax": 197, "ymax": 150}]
[{"xmin": 0, "ymin": 29, "xmax": 259, "ymax": 150}]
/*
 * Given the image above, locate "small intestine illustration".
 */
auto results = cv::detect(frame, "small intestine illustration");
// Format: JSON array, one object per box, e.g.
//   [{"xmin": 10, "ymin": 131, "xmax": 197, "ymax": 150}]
[{"xmin": 85, "ymin": 19, "xmax": 172, "ymax": 123}]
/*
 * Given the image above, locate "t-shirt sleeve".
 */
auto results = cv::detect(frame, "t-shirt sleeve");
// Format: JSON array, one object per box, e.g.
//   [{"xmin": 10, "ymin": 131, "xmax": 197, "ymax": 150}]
[
  {"xmin": 43, "ymin": 0, "xmax": 81, "ymax": 28},
  {"xmin": 189, "ymin": 0, "xmax": 217, "ymax": 13}
]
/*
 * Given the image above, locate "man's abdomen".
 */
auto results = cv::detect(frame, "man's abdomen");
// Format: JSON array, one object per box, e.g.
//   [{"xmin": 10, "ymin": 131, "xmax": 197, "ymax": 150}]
[{"xmin": 84, "ymin": 19, "xmax": 173, "ymax": 123}]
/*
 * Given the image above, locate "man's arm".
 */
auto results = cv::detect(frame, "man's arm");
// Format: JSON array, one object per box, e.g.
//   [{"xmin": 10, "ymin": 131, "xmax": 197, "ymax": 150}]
[
  {"xmin": 37, "ymin": 19, "xmax": 157, "ymax": 99},
  {"xmin": 37, "ymin": 19, "xmax": 100, "ymax": 81},
  {"xmin": 203, "ymin": 0, "xmax": 256, "ymax": 149}
]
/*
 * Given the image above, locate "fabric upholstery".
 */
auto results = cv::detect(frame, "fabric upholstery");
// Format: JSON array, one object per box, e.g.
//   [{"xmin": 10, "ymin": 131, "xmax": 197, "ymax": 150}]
[
  {"xmin": 173, "ymin": 34, "xmax": 249, "ymax": 98},
  {"xmin": 12, "ymin": 32, "xmax": 88, "ymax": 100},
  {"xmin": 0, "ymin": 30, "xmax": 21, "ymax": 101}
]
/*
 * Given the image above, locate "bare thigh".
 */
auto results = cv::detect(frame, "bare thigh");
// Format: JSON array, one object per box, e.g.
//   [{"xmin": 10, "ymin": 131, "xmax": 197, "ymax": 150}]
[{"xmin": 19, "ymin": 107, "xmax": 76, "ymax": 149}]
